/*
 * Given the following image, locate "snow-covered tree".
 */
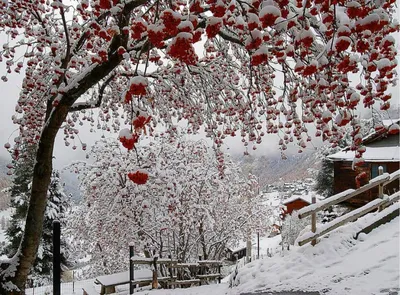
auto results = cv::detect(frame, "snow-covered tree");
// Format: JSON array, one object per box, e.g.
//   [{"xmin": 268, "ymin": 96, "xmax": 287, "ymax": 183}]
[
  {"xmin": 68, "ymin": 137, "xmax": 270, "ymax": 277},
  {"xmin": 0, "ymin": 0, "xmax": 398, "ymax": 291},
  {"xmin": 4, "ymin": 146, "xmax": 36, "ymax": 260},
  {"xmin": 281, "ymin": 212, "xmax": 309, "ymax": 250},
  {"xmin": 0, "ymin": 177, "xmax": 11, "ymax": 211}
]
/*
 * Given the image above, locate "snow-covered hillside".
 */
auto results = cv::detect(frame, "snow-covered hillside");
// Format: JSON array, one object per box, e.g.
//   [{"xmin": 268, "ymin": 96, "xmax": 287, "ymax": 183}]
[
  {"xmin": 235, "ymin": 151, "xmax": 322, "ymax": 188},
  {"xmin": 232, "ymin": 215, "xmax": 400, "ymax": 294}
]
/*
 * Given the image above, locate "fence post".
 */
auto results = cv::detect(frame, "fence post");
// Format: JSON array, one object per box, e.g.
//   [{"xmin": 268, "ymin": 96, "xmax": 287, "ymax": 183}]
[
  {"xmin": 129, "ymin": 243, "xmax": 134, "ymax": 294},
  {"xmin": 378, "ymin": 166, "xmax": 384, "ymax": 211},
  {"xmin": 152, "ymin": 257, "xmax": 158, "ymax": 289},
  {"xmin": 311, "ymin": 196, "xmax": 317, "ymax": 246},
  {"xmin": 218, "ymin": 264, "xmax": 222, "ymax": 284},
  {"xmin": 53, "ymin": 220, "xmax": 61, "ymax": 295},
  {"xmin": 198, "ymin": 255, "xmax": 202, "ymax": 286}
]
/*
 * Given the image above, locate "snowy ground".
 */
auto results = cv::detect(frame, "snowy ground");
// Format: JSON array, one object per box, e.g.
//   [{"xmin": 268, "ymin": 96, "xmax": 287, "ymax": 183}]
[
  {"xmin": 232, "ymin": 214, "xmax": 400, "ymax": 295},
  {"xmin": 26, "ymin": 211, "xmax": 399, "ymax": 295}
]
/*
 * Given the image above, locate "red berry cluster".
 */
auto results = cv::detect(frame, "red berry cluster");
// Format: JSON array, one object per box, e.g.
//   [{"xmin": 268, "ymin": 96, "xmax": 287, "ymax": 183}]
[{"xmin": 128, "ymin": 171, "xmax": 149, "ymax": 185}]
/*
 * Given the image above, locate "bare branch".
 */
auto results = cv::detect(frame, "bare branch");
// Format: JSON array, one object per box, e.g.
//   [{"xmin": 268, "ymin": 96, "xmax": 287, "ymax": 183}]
[{"xmin": 69, "ymin": 74, "xmax": 115, "ymax": 112}]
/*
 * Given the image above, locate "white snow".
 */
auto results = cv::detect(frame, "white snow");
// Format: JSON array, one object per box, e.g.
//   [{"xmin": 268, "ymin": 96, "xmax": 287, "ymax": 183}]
[
  {"xmin": 232, "ymin": 215, "xmax": 400, "ymax": 295},
  {"xmin": 328, "ymin": 146, "xmax": 400, "ymax": 162},
  {"xmin": 131, "ymin": 76, "xmax": 148, "ymax": 86},
  {"xmin": 119, "ymin": 128, "xmax": 133, "ymax": 139},
  {"xmin": 259, "ymin": 5, "xmax": 281, "ymax": 19}
]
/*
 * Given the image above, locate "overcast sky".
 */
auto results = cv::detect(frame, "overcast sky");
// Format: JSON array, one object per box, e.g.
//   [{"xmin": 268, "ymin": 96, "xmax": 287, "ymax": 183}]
[{"xmin": 0, "ymin": 7, "xmax": 399, "ymax": 169}]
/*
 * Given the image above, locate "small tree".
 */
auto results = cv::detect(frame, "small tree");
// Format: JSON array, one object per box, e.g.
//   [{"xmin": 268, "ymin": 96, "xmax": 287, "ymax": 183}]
[
  {"xmin": 314, "ymin": 151, "xmax": 336, "ymax": 198},
  {"xmin": 281, "ymin": 212, "xmax": 309, "ymax": 250}
]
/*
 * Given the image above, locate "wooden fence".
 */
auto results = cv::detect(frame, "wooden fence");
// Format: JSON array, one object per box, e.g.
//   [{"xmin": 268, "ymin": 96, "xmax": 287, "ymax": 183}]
[
  {"xmin": 129, "ymin": 249, "xmax": 222, "ymax": 293},
  {"xmin": 297, "ymin": 167, "xmax": 400, "ymax": 247}
]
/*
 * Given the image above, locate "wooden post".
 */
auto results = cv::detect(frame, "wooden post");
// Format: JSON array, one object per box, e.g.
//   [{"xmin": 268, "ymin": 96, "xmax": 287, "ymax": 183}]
[
  {"xmin": 129, "ymin": 244, "xmax": 134, "ymax": 294},
  {"xmin": 311, "ymin": 196, "xmax": 317, "ymax": 246},
  {"xmin": 218, "ymin": 264, "xmax": 222, "ymax": 283},
  {"xmin": 198, "ymin": 255, "xmax": 202, "ymax": 286},
  {"xmin": 378, "ymin": 166, "xmax": 384, "ymax": 212},
  {"xmin": 53, "ymin": 220, "xmax": 61, "ymax": 295},
  {"xmin": 152, "ymin": 257, "xmax": 158, "ymax": 289}
]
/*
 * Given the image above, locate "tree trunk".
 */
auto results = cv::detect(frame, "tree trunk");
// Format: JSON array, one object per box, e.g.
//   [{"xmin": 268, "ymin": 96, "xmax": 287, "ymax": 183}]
[
  {"xmin": 199, "ymin": 222, "xmax": 208, "ymax": 260},
  {"xmin": 2, "ymin": 104, "xmax": 70, "ymax": 294}
]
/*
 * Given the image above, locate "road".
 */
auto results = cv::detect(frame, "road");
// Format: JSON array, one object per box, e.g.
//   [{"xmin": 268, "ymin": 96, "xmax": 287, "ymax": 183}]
[{"xmin": 241, "ymin": 292, "xmax": 321, "ymax": 295}]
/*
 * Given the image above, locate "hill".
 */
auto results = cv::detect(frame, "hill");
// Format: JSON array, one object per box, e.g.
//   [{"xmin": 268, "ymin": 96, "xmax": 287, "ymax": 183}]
[{"xmin": 234, "ymin": 149, "xmax": 322, "ymax": 188}]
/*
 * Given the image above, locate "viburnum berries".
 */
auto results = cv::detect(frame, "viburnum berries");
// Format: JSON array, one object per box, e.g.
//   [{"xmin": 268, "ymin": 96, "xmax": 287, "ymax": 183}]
[
  {"xmin": 335, "ymin": 36, "xmax": 352, "ymax": 52},
  {"xmin": 388, "ymin": 123, "xmax": 400, "ymax": 135},
  {"xmin": 131, "ymin": 19, "xmax": 147, "ymax": 40},
  {"xmin": 128, "ymin": 170, "xmax": 149, "ymax": 185},
  {"xmin": 259, "ymin": 5, "xmax": 281, "ymax": 27},
  {"xmin": 167, "ymin": 33, "xmax": 198, "ymax": 65},
  {"xmin": 147, "ymin": 24, "xmax": 166, "ymax": 48},
  {"xmin": 119, "ymin": 128, "xmax": 139, "ymax": 150},
  {"xmin": 251, "ymin": 46, "xmax": 269, "ymax": 66},
  {"xmin": 125, "ymin": 76, "xmax": 148, "ymax": 103},
  {"xmin": 206, "ymin": 17, "xmax": 222, "ymax": 38},
  {"xmin": 99, "ymin": 0, "xmax": 118, "ymax": 9},
  {"xmin": 133, "ymin": 115, "xmax": 151, "ymax": 131},
  {"xmin": 160, "ymin": 9, "xmax": 181, "ymax": 36}
]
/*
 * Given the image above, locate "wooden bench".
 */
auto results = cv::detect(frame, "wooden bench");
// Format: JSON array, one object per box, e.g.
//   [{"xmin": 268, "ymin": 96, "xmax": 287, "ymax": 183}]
[
  {"xmin": 95, "ymin": 269, "xmax": 152, "ymax": 294},
  {"xmin": 82, "ymin": 285, "xmax": 99, "ymax": 295}
]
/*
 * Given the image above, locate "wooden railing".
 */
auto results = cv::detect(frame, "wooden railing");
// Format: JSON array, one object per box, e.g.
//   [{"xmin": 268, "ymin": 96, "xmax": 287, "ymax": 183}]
[
  {"xmin": 128, "ymin": 250, "xmax": 223, "ymax": 294},
  {"xmin": 297, "ymin": 168, "xmax": 400, "ymax": 247}
]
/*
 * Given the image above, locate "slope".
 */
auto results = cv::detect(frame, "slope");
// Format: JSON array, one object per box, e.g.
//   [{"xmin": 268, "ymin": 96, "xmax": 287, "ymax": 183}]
[{"xmin": 231, "ymin": 210, "xmax": 400, "ymax": 295}]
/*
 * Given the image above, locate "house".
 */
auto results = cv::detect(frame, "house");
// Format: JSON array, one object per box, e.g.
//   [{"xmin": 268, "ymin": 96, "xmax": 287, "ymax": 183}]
[
  {"xmin": 224, "ymin": 246, "xmax": 247, "ymax": 262},
  {"xmin": 281, "ymin": 193, "xmax": 316, "ymax": 219},
  {"xmin": 328, "ymin": 120, "xmax": 400, "ymax": 207},
  {"xmin": 268, "ymin": 223, "xmax": 281, "ymax": 237}
]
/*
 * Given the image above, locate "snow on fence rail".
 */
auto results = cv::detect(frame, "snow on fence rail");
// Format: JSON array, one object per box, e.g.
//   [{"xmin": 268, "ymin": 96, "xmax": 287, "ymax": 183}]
[{"xmin": 297, "ymin": 167, "xmax": 400, "ymax": 247}]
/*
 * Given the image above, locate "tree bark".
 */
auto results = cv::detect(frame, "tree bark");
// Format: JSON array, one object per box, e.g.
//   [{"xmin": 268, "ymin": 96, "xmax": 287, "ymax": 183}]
[{"xmin": 2, "ymin": 102, "xmax": 70, "ymax": 294}]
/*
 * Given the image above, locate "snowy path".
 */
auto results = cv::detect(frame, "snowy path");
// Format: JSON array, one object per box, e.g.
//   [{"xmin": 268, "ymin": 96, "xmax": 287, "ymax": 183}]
[{"xmin": 241, "ymin": 292, "xmax": 320, "ymax": 295}]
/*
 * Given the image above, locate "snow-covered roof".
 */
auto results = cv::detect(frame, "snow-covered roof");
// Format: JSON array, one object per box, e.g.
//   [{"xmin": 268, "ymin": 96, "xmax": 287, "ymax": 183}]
[
  {"xmin": 229, "ymin": 242, "xmax": 248, "ymax": 253},
  {"xmin": 282, "ymin": 193, "xmax": 316, "ymax": 205},
  {"xmin": 360, "ymin": 119, "xmax": 400, "ymax": 145},
  {"xmin": 328, "ymin": 146, "xmax": 400, "ymax": 162},
  {"xmin": 383, "ymin": 119, "xmax": 400, "ymax": 127}
]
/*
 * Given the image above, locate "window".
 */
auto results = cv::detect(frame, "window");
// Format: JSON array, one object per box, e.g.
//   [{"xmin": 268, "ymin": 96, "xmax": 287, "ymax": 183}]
[{"xmin": 371, "ymin": 164, "xmax": 387, "ymax": 179}]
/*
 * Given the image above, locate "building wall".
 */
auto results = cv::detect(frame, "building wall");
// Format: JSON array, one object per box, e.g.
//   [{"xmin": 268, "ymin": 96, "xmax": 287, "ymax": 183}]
[
  {"xmin": 284, "ymin": 199, "xmax": 310, "ymax": 216},
  {"xmin": 333, "ymin": 161, "xmax": 399, "ymax": 207}
]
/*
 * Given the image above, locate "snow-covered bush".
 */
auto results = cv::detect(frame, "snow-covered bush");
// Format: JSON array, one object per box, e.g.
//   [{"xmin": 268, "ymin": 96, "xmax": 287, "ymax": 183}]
[{"xmin": 281, "ymin": 212, "xmax": 310, "ymax": 250}]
